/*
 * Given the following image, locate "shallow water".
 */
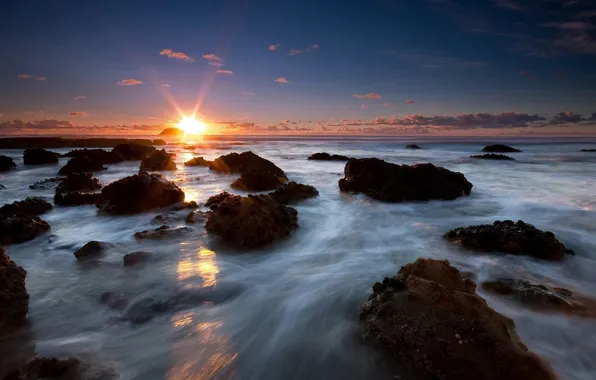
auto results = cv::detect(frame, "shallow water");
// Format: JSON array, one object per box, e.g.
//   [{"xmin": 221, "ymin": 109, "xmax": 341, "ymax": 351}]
[{"xmin": 1, "ymin": 138, "xmax": 596, "ymax": 380}]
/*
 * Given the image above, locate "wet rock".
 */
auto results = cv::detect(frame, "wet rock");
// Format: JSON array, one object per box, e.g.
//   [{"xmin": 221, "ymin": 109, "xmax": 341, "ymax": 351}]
[
  {"xmin": 111, "ymin": 143, "xmax": 156, "ymax": 161},
  {"xmin": 58, "ymin": 156, "xmax": 106, "ymax": 175},
  {"xmin": 63, "ymin": 149, "xmax": 123, "ymax": 164},
  {"xmin": 360, "ymin": 258, "xmax": 557, "ymax": 380},
  {"xmin": 29, "ymin": 178, "xmax": 61, "ymax": 190},
  {"xmin": 444, "ymin": 220, "xmax": 572, "ymax": 261},
  {"xmin": 210, "ymin": 151, "xmax": 287, "ymax": 178},
  {"xmin": 0, "ymin": 155, "xmax": 16, "ymax": 172},
  {"xmin": 55, "ymin": 173, "xmax": 102, "ymax": 194},
  {"xmin": 405, "ymin": 144, "xmax": 422, "ymax": 149},
  {"xmin": 139, "ymin": 149, "xmax": 176, "ymax": 171},
  {"xmin": 23, "ymin": 148, "xmax": 59, "ymax": 165},
  {"xmin": 471, "ymin": 154, "xmax": 515, "ymax": 161},
  {"xmin": 0, "ymin": 184, "xmax": 6, "ymax": 189},
  {"xmin": 581, "ymin": 149, "xmax": 596, "ymax": 152},
  {"xmin": 1, "ymin": 198, "xmax": 53, "ymax": 217},
  {"xmin": 122, "ymin": 252, "xmax": 152, "ymax": 267},
  {"xmin": 185, "ymin": 210, "xmax": 209, "ymax": 224},
  {"xmin": 481, "ymin": 144, "xmax": 521, "ymax": 153},
  {"xmin": 2, "ymin": 356, "xmax": 81, "ymax": 380},
  {"xmin": 205, "ymin": 194, "xmax": 298, "ymax": 248},
  {"xmin": 267, "ymin": 181, "xmax": 319, "ymax": 204},
  {"xmin": 96, "ymin": 172, "xmax": 185, "ymax": 215},
  {"xmin": 205, "ymin": 191, "xmax": 233, "ymax": 210},
  {"xmin": 339, "ymin": 158, "xmax": 473, "ymax": 202},
  {"xmin": 231, "ymin": 171, "xmax": 285, "ymax": 191},
  {"xmin": 184, "ymin": 156, "xmax": 211, "ymax": 167},
  {"xmin": 0, "ymin": 248, "xmax": 29, "ymax": 334},
  {"xmin": 134, "ymin": 225, "xmax": 191, "ymax": 240},
  {"xmin": 307, "ymin": 152, "xmax": 350, "ymax": 161},
  {"xmin": 100, "ymin": 291, "xmax": 129, "ymax": 309},
  {"xmin": 169, "ymin": 200, "xmax": 199, "ymax": 211},
  {"xmin": 54, "ymin": 192, "xmax": 100, "ymax": 206},
  {"xmin": 73, "ymin": 241, "xmax": 112, "ymax": 261},
  {"xmin": 0, "ymin": 216, "xmax": 51, "ymax": 245}
]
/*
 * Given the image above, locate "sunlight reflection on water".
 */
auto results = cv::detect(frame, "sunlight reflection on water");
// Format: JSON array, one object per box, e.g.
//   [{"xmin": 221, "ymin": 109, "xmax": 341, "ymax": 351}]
[{"xmin": 177, "ymin": 247, "xmax": 219, "ymax": 288}]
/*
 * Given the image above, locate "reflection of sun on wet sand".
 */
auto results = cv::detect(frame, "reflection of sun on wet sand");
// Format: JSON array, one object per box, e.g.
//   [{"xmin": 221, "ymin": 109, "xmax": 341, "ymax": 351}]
[{"xmin": 177, "ymin": 248, "xmax": 219, "ymax": 287}]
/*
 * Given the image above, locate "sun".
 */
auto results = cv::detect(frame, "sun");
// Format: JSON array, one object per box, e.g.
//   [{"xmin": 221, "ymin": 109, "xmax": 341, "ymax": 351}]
[{"xmin": 177, "ymin": 116, "xmax": 206, "ymax": 135}]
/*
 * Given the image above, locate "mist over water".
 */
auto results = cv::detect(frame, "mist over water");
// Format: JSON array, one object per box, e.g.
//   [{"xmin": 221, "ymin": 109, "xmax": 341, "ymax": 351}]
[{"xmin": 1, "ymin": 138, "xmax": 596, "ymax": 380}]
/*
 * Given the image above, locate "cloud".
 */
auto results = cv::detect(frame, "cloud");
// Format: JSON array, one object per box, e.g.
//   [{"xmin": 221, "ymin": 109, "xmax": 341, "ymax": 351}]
[
  {"xmin": 543, "ymin": 21, "xmax": 595, "ymax": 30},
  {"xmin": 216, "ymin": 69, "xmax": 234, "ymax": 75},
  {"xmin": 405, "ymin": 99, "xmax": 415, "ymax": 104},
  {"xmin": 17, "ymin": 74, "xmax": 32, "ymax": 79},
  {"xmin": 274, "ymin": 77, "xmax": 289, "ymax": 84},
  {"xmin": 353, "ymin": 93, "xmax": 382, "ymax": 99},
  {"xmin": 73, "ymin": 95, "xmax": 86, "ymax": 100},
  {"xmin": 35, "ymin": 76, "xmax": 47, "ymax": 81},
  {"xmin": 116, "ymin": 78, "xmax": 143, "ymax": 86},
  {"xmin": 202, "ymin": 53, "xmax": 223, "ymax": 66},
  {"xmin": 268, "ymin": 44, "xmax": 280, "ymax": 51},
  {"xmin": 310, "ymin": 44, "xmax": 319, "ymax": 50},
  {"xmin": 550, "ymin": 111, "xmax": 584, "ymax": 124},
  {"xmin": 160, "ymin": 49, "xmax": 195, "ymax": 62},
  {"xmin": 160, "ymin": 84, "xmax": 170, "ymax": 87},
  {"xmin": 493, "ymin": 0, "xmax": 525, "ymax": 11},
  {"xmin": 289, "ymin": 44, "xmax": 320, "ymax": 56},
  {"xmin": 241, "ymin": 92, "xmax": 256, "ymax": 96},
  {"xmin": 289, "ymin": 49, "xmax": 302, "ymax": 56},
  {"xmin": 381, "ymin": 103, "xmax": 393, "ymax": 107},
  {"xmin": 0, "ymin": 119, "xmax": 166, "ymax": 135},
  {"xmin": 69, "ymin": 111, "xmax": 88, "ymax": 117},
  {"xmin": 361, "ymin": 104, "xmax": 368, "ymax": 109}
]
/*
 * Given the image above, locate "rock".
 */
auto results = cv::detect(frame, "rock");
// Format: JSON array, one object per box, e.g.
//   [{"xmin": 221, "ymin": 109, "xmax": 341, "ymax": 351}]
[
  {"xmin": 55, "ymin": 173, "xmax": 102, "ymax": 194},
  {"xmin": 140, "ymin": 149, "xmax": 177, "ymax": 171},
  {"xmin": 22, "ymin": 148, "xmax": 59, "ymax": 165},
  {"xmin": 481, "ymin": 144, "xmax": 521, "ymax": 153},
  {"xmin": 2, "ymin": 356, "xmax": 81, "ymax": 380},
  {"xmin": 0, "ymin": 155, "xmax": 16, "ymax": 172},
  {"xmin": 159, "ymin": 127, "xmax": 184, "ymax": 137},
  {"xmin": 100, "ymin": 291, "xmax": 129, "ymax": 309},
  {"xmin": 111, "ymin": 143, "xmax": 156, "ymax": 161},
  {"xmin": 580, "ymin": 149, "xmax": 596, "ymax": 152},
  {"xmin": 444, "ymin": 220, "xmax": 572, "ymax": 261},
  {"xmin": 58, "ymin": 156, "xmax": 106, "ymax": 175},
  {"xmin": 170, "ymin": 201, "xmax": 199, "ymax": 211},
  {"xmin": 185, "ymin": 210, "xmax": 209, "ymax": 224},
  {"xmin": 205, "ymin": 194, "xmax": 298, "ymax": 248},
  {"xmin": 96, "ymin": 172, "xmax": 185, "ymax": 215},
  {"xmin": 267, "ymin": 181, "xmax": 319, "ymax": 204},
  {"xmin": 73, "ymin": 241, "xmax": 111, "ymax": 261},
  {"xmin": 209, "ymin": 151, "xmax": 287, "ymax": 178},
  {"xmin": 0, "ymin": 216, "xmax": 51, "ymax": 245},
  {"xmin": 29, "ymin": 178, "xmax": 61, "ymax": 190},
  {"xmin": 54, "ymin": 192, "xmax": 101, "ymax": 206},
  {"xmin": 0, "ymin": 198, "xmax": 53, "ymax": 217},
  {"xmin": 134, "ymin": 225, "xmax": 191, "ymax": 240},
  {"xmin": 63, "ymin": 148, "xmax": 123, "ymax": 164},
  {"xmin": 231, "ymin": 171, "xmax": 285, "ymax": 191},
  {"xmin": 0, "ymin": 137, "xmax": 158, "ymax": 149},
  {"xmin": 0, "ymin": 248, "xmax": 29, "ymax": 334},
  {"xmin": 0, "ymin": 184, "xmax": 5, "ymax": 189},
  {"xmin": 360, "ymin": 258, "xmax": 557, "ymax": 380},
  {"xmin": 471, "ymin": 154, "xmax": 515, "ymax": 161},
  {"xmin": 307, "ymin": 152, "xmax": 350, "ymax": 161},
  {"xmin": 184, "ymin": 156, "xmax": 211, "ymax": 167},
  {"xmin": 405, "ymin": 144, "xmax": 422, "ymax": 149},
  {"xmin": 205, "ymin": 191, "xmax": 233, "ymax": 209},
  {"xmin": 122, "ymin": 252, "xmax": 152, "ymax": 267},
  {"xmin": 339, "ymin": 158, "xmax": 473, "ymax": 202}
]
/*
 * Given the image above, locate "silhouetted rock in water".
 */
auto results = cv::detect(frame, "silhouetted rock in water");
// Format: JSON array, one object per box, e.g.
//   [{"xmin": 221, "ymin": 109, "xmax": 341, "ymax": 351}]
[
  {"xmin": 185, "ymin": 210, "xmax": 210, "ymax": 224},
  {"xmin": 482, "ymin": 144, "xmax": 521, "ymax": 153},
  {"xmin": 1, "ymin": 198, "xmax": 53, "ymax": 217},
  {"xmin": 581, "ymin": 149, "xmax": 596, "ymax": 152},
  {"xmin": 54, "ymin": 192, "xmax": 100, "ymax": 206},
  {"xmin": 2, "ymin": 356, "xmax": 81, "ymax": 380},
  {"xmin": 0, "ymin": 184, "xmax": 6, "ymax": 189},
  {"xmin": 405, "ymin": 144, "xmax": 422, "ymax": 149},
  {"xmin": 205, "ymin": 191, "xmax": 233, "ymax": 210},
  {"xmin": 122, "ymin": 252, "xmax": 152, "ymax": 267},
  {"xmin": 185, "ymin": 145, "xmax": 196, "ymax": 150},
  {"xmin": 339, "ymin": 158, "xmax": 473, "ymax": 202},
  {"xmin": 111, "ymin": 143, "xmax": 156, "ymax": 161},
  {"xmin": 29, "ymin": 178, "xmax": 61, "ymax": 190},
  {"xmin": 231, "ymin": 171, "xmax": 285, "ymax": 191},
  {"xmin": 96, "ymin": 172, "xmax": 185, "ymax": 215},
  {"xmin": 360, "ymin": 258, "xmax": 557, "ymax": 380},
  {"xmin": 0, "ymin": 137, "xmax": 163, "ymax": 149},
  {"xmin": 169, "ymin": 200, "xmax": 199, "ymax": 211},
  {"xmin": 206, "ymin": 194, "xmax": 298, "ymax": 248},
  {"xmin": 0, "ymin": 216, "xmax": 50, "ymax": 245},
  {"xmin": 73, "ymin": 241, "xmax": 112, "ymax": 261},
  {"xmin": 210, "ymin": 151, "xmax": 287, "ymax": 178},
  {"xmin": 134, "ymin": 225, "xmax": 191, "ymax": 240},
  {"xmin": 444, "ymin": 220, "xmax": 572, "ymax": 261},
  {"xmin": 0, "ymin": 248, "xmax": 29, "ymax": 335},
  {"xmin": 55, "ymin": 173, "xmax": 102, "ymax": 194},
  {"xmin": 100, "ymin": 292, "xmax": 129, "ymax": 309},
  {"xmin": 482, "ymin": 278, "xmax": 596, "ymax": 319},
  {"xmin": 0, "ymin": 155, "xmax": 16, "ymax": 172},
  {"xmin": 140, "ymin": 149, "xmax": 176, "ymax": 171},
  {"xmin": 471, "ymin": 154, "xmax": 515, "ymax": 161},
  {"xmin": 267, "ymin": 181, "xmax": 319, "ymax": 204},
  {"xmin": 63, "ymin": 148, "xmax": 123, "ymax": 164},
  {"xmin": 58, "ymin": 156, "xmax": 106, "ymax": 175},
  {"xmin": 22, "ymin": 148, "xmax": 60, "ymax": 165},
  {"xmin": 184, "ymin": 156, "xmax": 211, "ymax": 167},
  {"xmin": 159, "ymin": 127, "xmax": 184, "ymax": 137},
  {"xmin": 307, "ymin": 152, "xmax": 350, "ymax": 161}
]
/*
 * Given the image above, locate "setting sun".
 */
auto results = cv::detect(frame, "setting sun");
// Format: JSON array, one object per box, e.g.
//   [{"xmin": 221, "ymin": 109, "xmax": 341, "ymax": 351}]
[{"xmin": 177, "ymin": 116, "xmax": 206, "ymax": 135}]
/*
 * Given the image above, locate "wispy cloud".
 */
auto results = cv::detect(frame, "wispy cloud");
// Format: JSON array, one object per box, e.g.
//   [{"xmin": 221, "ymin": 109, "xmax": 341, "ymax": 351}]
[
  {"xmin": 543, "ymin": 21, "xmax": 595, "ymax": 30},
  {"xmin": 116, "ymin": 78, "xmax": 143, "ymax": 86},
  {"xmin": 353, "ymin": 93, "xmax": 382, "ymax": 99},
  {"xmin": 73, "ymin": 95, "xmax": 86, "ymax": 100},
  {"xmin": 492, "ymin": 0, "xmax": 525, "ymax": 11},
  {"xmin": 241, "ymin": 92, "xmax": 256, "ymax": 96},
  {"xmin": 405, "ymin": 100, "xmax": 415, "ymax": 104},
  {"xmin": 17, "ymin": 74, "xmax": 32, "ymax": 79},
  {"xmin": 274, "ymin": 77, "xmax": 289, "ymax": 84},
  {"xmin": 69, "ymin": 111, "xmax": 88, "ymax": 117},
  {"xmin": 216, "ymin": 69, "xmax": 234, "ymax": 75},
  {"xmin": 289, "ymin": 49, "xmax": 302, "ymax": 56},
  {"xmin": 160, "ymin": 48, "xmax": 195, "ymax": 62},
  {"xmin": 268, "ymin": 44, "xmax": 280, "ymax": 51},
  {"xmin": 160, "ymin": 84, "xmax": 170, "ymax": 87},
  {"xmin": 289, "ymin": 44, "xmax": 320, "ymax": 56},
  {"xmin": 35, "ymin": 76, "xmax": 47, "ymax": 81},
  {"xmin": 381, "ymin": 102, "xmax": 393, "ymax": 107},
  {"xmin": 202, "ymin": 53, "xmax": 223, "ymax": 67}
]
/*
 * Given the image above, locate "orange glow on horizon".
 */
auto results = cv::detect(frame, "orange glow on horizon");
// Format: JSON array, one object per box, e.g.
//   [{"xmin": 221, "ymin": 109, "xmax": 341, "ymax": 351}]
[{"xmin": 177, "ymin": 116, "xmax": 206, "ymax": 135}]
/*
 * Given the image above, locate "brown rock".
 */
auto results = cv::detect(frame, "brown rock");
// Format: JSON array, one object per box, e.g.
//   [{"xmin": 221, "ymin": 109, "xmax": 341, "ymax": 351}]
[
  {"xmin": 58, "ymin": 156, "xmax": 106, "ymax": 175},
  {"xmin": 63, "ymin": 149, "xmax": 123, "ymax": 164},
  {"xmin": 0, "ymin": 155, "xmax": 16, "ymax": 172},
  {"xmin": 482, "ymin": 144, "xmax": 521, "ymax": 153},
  {"xmin": 184, "ymin": 156, "xmax": 211, "ymax": 167},
  {"xmin": 209, "ymin": 151, "xmax": 286, "ymax": 178},
  {"xmin": 2, "ymin": 356, "xmax": 80, "ymax": 380},
  {"xmin": 205, "ymin": 191, "xmax": 233, "ymax": 210},
  {"xmin": 267, "ymin": 181, "xmax": 319, "ymax": 204},
  {"xmin": 1, "ymin": 198, "xmax": 53, "ymax": 217},
  {"xmin": 73, "ymin": 241, "xmax": 112, "ymax": 261},
  {"xmin": 185, "ymin": 210, "xmax": 209, "ymax": 224},
  {"xmin": 140, "ymin": 149, "xmax": 176, "ymax": 171},
  {"xmin": 308, "ymin": 152, "xmax": 350, "ymax": 161},
  {"xmin": 123, "ymin": 252, "xmax": 152, "ymax": 266},
  {"xmin": 231, "ymin": 171, "xmax": 285, "ymax": 191},
  {"xmin": 0, "ymin": 216, "xmax": 50, "ymax": 245},
  {"xmin": 0, "ymin": 247, "xmax": 29, "ymax": 334},
  {"xmin": 23, "ymin": 148, "xmax": 59, "ymax": 165},
  {"xmin": 134, "ymin": 225, "xmax": 191, "ymax": 240},
  {"xmin": 111, "ymin": 143, "xmax": 156, "ymax": 160},
  {"xmin": 54, "ymin": 192, "xmax": 100, "ymax": 206}
]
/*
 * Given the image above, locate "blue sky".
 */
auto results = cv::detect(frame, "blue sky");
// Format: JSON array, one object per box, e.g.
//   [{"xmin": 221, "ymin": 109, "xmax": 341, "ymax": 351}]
[{"xmin": 1, "ymin": 0, "xmax": 596, "ymax": 135}]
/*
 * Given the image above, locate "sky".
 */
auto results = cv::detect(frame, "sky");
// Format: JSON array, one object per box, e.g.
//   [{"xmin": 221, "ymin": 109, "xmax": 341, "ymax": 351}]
[{"xmin": 1, "ymin": 0, "xmax": 596, "ymax": 136}]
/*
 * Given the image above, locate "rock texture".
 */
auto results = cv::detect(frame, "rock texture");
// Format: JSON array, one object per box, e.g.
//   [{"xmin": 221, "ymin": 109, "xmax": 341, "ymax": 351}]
[
  {"xmin": 231, "ymin": 171, "xmax": 285, "ymax": 191},
  {"xmin": 210, "ymin": 151, "xmax": 286, "ymax": 177},
  {"xmin": 29, "ymin": 178, "xmax": 61, "ymax": 190},
  {"xmin": 55, "ymin": 173, "xmax": 102, "ymax": 194},
  {"xmin": 0, "ymin": 247, "xmax": 29, "ymax": 334},
  {"xmin": 73, "ymin": 241, "xmax": 112, "ymax": 261},
  {"xmin": 0, "ymin": 198, "xmax": 53, "ymax": 217},
  {"xmin": 444, "ymin": 220, "xmax": 572, "ymax": 261},
  {"xmin": 63, "ymin": 148, "xmax": 123, "ymax": 164},
  {"xmin": 0, "ymin": 216, "xmax": 50, "ymax": 245},
  {"xmin": 205, "ymin": 192, "xmax": 232, "ymax": 209},
  {"xmin": 471, "ymin": 154, "xmax": 515, "ymax": 161},
  {"xmin": 58, "ymin": 156, "xmax": 106, "ymax": 175},
  {"xmin": 205, "ymin": 194, "xmax": 298, "ymax": 248},
  {"xmin": 54, "ymin": 192, "xmax": 101, "ymax": 206},
  {"xmin": 134, "ymin": 225, "xmax": 191, "ymax": 240},
  {"xmin": 339, "ymin": 158, "xmax": 473, "ymax": 202},
  {"xmin": 405, "ymin": 144, "xmax": 422, "ymax": 149},
  {"xmin": 111, "ymin": 143, "xmax": 156, "ymax": 160},
  {"xmin": 2, "ymin": 356, "xmax": 81, "ymax": 380},
  {"xmin": 96, "ymin": 172, "xmax": 185, "ymax": 215},
  {"xmin": 482, "ymin": 144, "xmax": 521, "ymax": 153},
  {"xmin": 23, "ymin": 148, "xmax": 59, "ymax": 165},
  {"xmin": 360, "ymin": 258, "xmax": 558, "ymax": 380},
  {"xmin": 308, "ymin": 152, "xmax": 350, "ymax": 161},
  {"xmin": 123, "ymin": 252, "xmax": 152, "ymax": 266},
  {"xmin": 184, "ymin": 157, "xmax": 211, "ymax": 167},
  {"xmin": 0, "ymin": 155, "xmax": 16, "ymax": 172},
  {"xmin": 140, "ymin": 149, "xmax": 176, "ymax": 171},
  {"xmin": 267, "ymin": 181, "xmax": 319, "ymax": 204},
  {"xmin": 581, "ymin": 149, "xmax": 596, "ymax": 152}
]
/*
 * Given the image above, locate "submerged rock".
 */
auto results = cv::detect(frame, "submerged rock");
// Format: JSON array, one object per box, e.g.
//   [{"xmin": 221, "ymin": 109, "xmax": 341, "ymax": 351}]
[
  {"xmin": 122, "ymin": 252, "xmax": 152, "ymax": 267},
  {"xmin": 0, "ymin": 216, "xmax": 50, "ymax": 245},
  {"xmin": 0, "ymin": 247, "xmax": 29, "ymax": 334},
  {"xmin": 360, "ymin": 258, "xmax": 557, "ymax": 380},
  {"xmin": 471, "ymin": 154, "xmax": 515, "ymax": 161},
  {"xmin": 0, "ymin": 198, "xmax": 53, "ymax": 217},
  {"xmin": 0, "ymin": 155, "xmax": 16, "ymax": 172},
  {"xmin": 29, "ymin": 178, "xmax": 61, "ymax": 190},
  {"xmin": 267, "ymin": 181, "xmax": 319, "ymax": 204},
  {"xmin": 231, "ymin": 171, "xmax": 285, "ymax": 191},
  {"xmin": 339, "ymin": 158, "xmax": 473, "ymax": 202},
  {"xmin": 184, "ymin": 156, "xmax": 211, "ymax": 167},
  {"xmin": 55, "ymin": 173, "xmax": 102, "ymax": 194},
  {"xmin": 405, "ymin": 144, "xmax": 422, "ymax": 149},
  {"xmin": 210, "ymin": 151, "xmax": 286, "ymax": 177},
  {"xmin": 2, "ymin": 356, "xmax": 81, "ymax": 380},
  {"xmin": 481, "ymin": 144, "xmax": 521, "ymax": 153},
  {"xmin": 111, "ymin": 143, "xmax": 156, "ymax": 161},
  {"xmin": 307, "ymin": 152, "xmax": 350, "ymax": 161},
  {"xmin": 58, "ymin": 156, "xmax": 106, "ymax": 175},
  {"xmin": 96, "ymin": 172, "xmax": 185, "ymax": 215},
  {"xmin": 139, "ymin": 149, "xmax": 176, "ymax": 171},
  {"xmin": 100, "ymin": 292, "xmax": 129, "ymax": 309},
  {"xmin": 23, "ymin": 148, "xmax": 60, "ymax": 165},
  {"xmin": 185, "ymin": 210, "xmax": 210, "ymax": 224},
  {"xmin": 205, "ymin": 194, "xmax": 298, "ymax": 248},
  {"xmin": 205, "ymin": 191, "xmax": 233, "ymax": 209},
  {"xmin": 581, "ymin": 149, "xmax": 596, "ymax": 152},
  {"xmin": 73, "ymin": 241, "xmax": 112, "ymax": 261},
  {"xmin": 444, "ymin": 220, "xmax": 572, "ymax": 261},
  {"xmin": 134, "ymin": 225, "xmax": 191, "ymax": 240},
  {"xmin": 54, "ymin": 192, "xmax": 100, "ymax": 206},
  {"xmin": 63, "ymin": 148, "xmax": 123, "ymax": 164}
]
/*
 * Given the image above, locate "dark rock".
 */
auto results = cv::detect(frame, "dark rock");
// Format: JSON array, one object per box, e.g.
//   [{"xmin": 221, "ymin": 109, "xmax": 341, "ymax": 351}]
[
  {"xmin": 444, "ymin": 220, "xmax": 572, "ymax": 261},
  {"xmin": 23, "ymin": 148, "xmax": 59, "ymax": 165},
  {"xmin": 122, "ymin": 252, "xmax": 152, "ymax": 267},
  {"xmin": 267, "ymin": 181, "xmax": 319, "ymax": 204},
  {"xmin": 0, "ymin": 216, "xmax": 50, "ymax": 245},
  {"xmin": 580, "ymin": 149, "xmax": 596, "ymax": 152},
  {"xmin": 111, "ymin": 143, "xmax": 156, "ymax": 161},
  {"xmin": 96, "ymin": 172, "xmax": 185, "ymax": 215},
  {"xmin": 339, "ymin": 158, "xmax": 473, "ymax": 202},
  {"xmin": 1, "ymin": 198, "xmax": 53, "ymax": 217},
  {"xmin": 140, "ymin": 149, "xmax": 176, "ymax": 171},
  {"xmin": 481, "ymin": 144, "xmax": 521, "ymax": 153},
  {"xmin": 159, "ymin": 127, "xmax": 184, "ymax": 137},
  {"xmin": 360, "ymin": 258, "xmax": 557, "ymax": 380},
  {"xmin": 405, "ymin": 144, "xmax": 422, "ymax": 149},
  {"xmin": 29, "ymin": 178, "xmax": 61, "ymax": 190},
  {"xmin": 73, "ymin": 241, "xmax": 111, "ymax": 261},
  {"xmin": 471, "ymin": 154, "xmax": 515, "ymax": 161},
  {"xmin": 58, "ymin": 156, "xmax": 106, "ymax": 175},
  {"xmin": 54, "ymin": 192, "xmax": 100, "ymax": 206},
  {"xmin": 55, "ymin": 173, "xmax": 102, "ymax": 194},
  {"xmin": 307, "ymin": 152, "xmax": 350, "ymax": 161},
  {"xmin": 0, "ymin": 137, "xmax": 158, "ymax": 149},
  {"xmin": 170, "ymin": 200, "xmax": 199, "ymax": 211},
  {"xmin": 100, "ymin": 291, "xmax": 129, "ymax": 309},
  {"xmin": 0, "ymin": 155, "xmax": 16, "ymax": 172},
  {"xmin": 0, "ymin": 248, "xmax": 29, "ymax": 334},
  {"xmin": 0, "ymin": 184, "xmax": 5, "ymax": 189},
  {"xmin": 134, "ymin": 225, "xmax": 191, "ymax": 240},
  {"xmin": 63, "ymin": 148, "xmax": 123, "ymax": 164},
  {"xmin": 205, "ymin": 194, "xmax": 298, "ymax": 248},
  {"xmin": 2, "ymin": 356, "xmax": 81, "ymax": 380},
  {"xmin": 184, "ymin": 156, "xmax": 211, "ymax": 167},
  {"xmin": 209, "ymin": 151, "xmax": 287, "ymax": 179},
  {"xmin": 185, "ymin": 210, "xmax": 209, "ymax": 224},
  {"xmin": 205, "ymin": 191, "xmax": 233, "ymax": 210},
  {"xmin": 231, "ymin": 171, "xmax": 285, "ymax": 191}
]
